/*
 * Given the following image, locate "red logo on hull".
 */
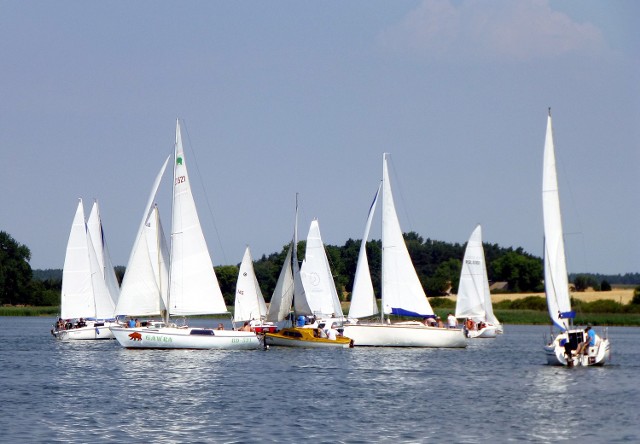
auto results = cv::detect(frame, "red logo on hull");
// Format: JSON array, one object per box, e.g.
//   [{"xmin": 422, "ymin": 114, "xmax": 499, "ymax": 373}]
[{"xmin": 129, "ymin": 332, "xmax": 143, "ymax": 341}]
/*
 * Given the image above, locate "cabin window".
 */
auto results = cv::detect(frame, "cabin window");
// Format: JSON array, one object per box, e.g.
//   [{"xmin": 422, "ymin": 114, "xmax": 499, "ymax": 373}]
[{"xmin": 190, "ymin": 329, "xmax": 214, "ymax": 336}]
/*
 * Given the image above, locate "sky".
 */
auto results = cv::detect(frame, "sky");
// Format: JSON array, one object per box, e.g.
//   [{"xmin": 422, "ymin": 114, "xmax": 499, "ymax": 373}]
[{"xmin": 2, "ymin": 0, "xmax": 638, "ymax": 275}]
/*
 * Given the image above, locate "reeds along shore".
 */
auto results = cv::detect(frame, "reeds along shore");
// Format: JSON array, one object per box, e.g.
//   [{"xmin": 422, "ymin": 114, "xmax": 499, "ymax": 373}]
[{"xmin": 3, "ymin": 289, "xmax": 638, "ymax": 324}]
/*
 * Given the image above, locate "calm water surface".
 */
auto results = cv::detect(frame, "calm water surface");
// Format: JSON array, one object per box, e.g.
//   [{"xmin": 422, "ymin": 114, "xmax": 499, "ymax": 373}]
[{"xmin": 0, "ymin": 317, "xmax": 637, "ymax": 443}]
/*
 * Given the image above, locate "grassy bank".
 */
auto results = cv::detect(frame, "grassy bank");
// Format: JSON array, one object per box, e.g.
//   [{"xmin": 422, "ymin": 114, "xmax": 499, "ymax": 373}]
[
  {"xmin": 5, "ymin": 288, "xmax": 640, "ymax": 327},
  {"xmin": 0, "ymin": 306, "xmax": 60, "ymax": 316}
]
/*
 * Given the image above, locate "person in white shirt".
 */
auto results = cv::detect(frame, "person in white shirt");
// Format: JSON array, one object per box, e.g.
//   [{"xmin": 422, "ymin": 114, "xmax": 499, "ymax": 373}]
[
  {"xmin": 327, "ymin": 323, "xmax": 340, "ymax": 340},
  {"xmin": 447, "ymin": 313, "xmax": 457, "ymax": 329}
]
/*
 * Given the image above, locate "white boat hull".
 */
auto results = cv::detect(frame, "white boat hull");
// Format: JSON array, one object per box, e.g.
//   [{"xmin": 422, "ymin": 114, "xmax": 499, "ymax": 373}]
[
  {"xmin": 52, "ymin": 321, "xmax": 116, "ymax": 340},
  {"xmin": 342, "ymin": 322, "xmax": 467, "ymax": 348},
  {"xmin": 111, "ymin": 326, "xmax": 261, "ymax": 350},
  {"xmin": 466, "ymin": 325, "xmax": 498, "ymax": 339},
  {"xmin": 544, "ymin": 330, "xmax": 611, "ymax": 366}
]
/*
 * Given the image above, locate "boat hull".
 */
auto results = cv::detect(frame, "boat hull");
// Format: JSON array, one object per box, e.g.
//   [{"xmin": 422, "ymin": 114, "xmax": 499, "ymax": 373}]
[
  {"xmin": 264, "ymin": 327, "xmax": 353, "ymax": 348},
  {"xmin": 52, "ymin": 322, "xmax": 116, "ymax": 340},
  {"xmin": 111, "ymin": 326, "xmax": 260, "ymax": 350},
  {"xmin": 342, "ymin": 323, "xmax": 467, "ymax": 348},
  {"xmin": 466, "ymin": 325, "xmax": 498, "ymax": 339},
  {"xmin": 544, "ymin": 330, "xmax": 611, "ymax": 366}
]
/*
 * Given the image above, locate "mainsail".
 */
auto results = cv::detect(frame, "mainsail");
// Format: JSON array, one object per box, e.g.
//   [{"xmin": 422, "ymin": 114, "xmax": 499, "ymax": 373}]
[
  {"xmin": 168, "ymin": 120, "xmax": 228, "ymax": 316},
  {"xmin": 234, "ymin": 246, "xmax": 268, "ymax": 322},
  {"xmin": 542, "ymin": 111, "xmax": 573, "ymax": 331},
  {"xmin": 299, "ymin": 219, "xmax": 344, "ymax": 318}
]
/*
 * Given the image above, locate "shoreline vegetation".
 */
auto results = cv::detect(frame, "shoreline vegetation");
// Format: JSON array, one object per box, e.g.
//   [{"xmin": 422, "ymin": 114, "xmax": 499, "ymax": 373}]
[{"xmin": 3, "ymin": 289, "xmax": 639, "ymax": 327}]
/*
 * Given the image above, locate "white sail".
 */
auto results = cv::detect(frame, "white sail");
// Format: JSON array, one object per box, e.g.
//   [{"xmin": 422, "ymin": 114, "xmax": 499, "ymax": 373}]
[
  {"xmin": 542, "ymin": 112, "xmax": 572, "ymax": 331},
  {"xmin": 116, "ymin": 206, "xmax": 169, "ymax": 316},
  {"xmin": 266, "ymin": 245, "xmax": 295, "ymax": 322},
  {"xmin": 300, "ymin": 219, "xmax": 344, "ymax": 318},
  {"xmin": 87, "ymin": 201, "xmax": 120, "ymax": 305},
  {"xmin": 168, "ymin": 120, "xmax": 228, "ymax": 316},
  {"xmin": 381, "ymin": 153, "xmax": 433, "ymax": 318},
  {"xmin": 234, "ymin": 246, "xmax": 268, "ymax": 322},
  {"xmin": 60, "ymin": 199, "xmax": 93, "ymax": 319},
  {"xmin": 348, "ymin": 183, "xmax": 381, "ymax": 319},
  {"xmin": 292, "ymin": 199, "xmax": 312, "ymax": 316},
  {"xmin": 455, "ymin": 225, "xmax": 489, "ymax": 320},
  {"xmin": 86, "ymin": 227, "xmax": 116, "ymax": 319},
  {"xmin": 115, "ymin": 157, "xmax": 170, "ymax": 317}
]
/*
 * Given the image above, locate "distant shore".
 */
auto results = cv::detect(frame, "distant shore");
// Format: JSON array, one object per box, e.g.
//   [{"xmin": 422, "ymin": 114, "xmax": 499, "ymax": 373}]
[{"xmin": 2, "ymin": 289, "xmax": 637, "ymax": 326}]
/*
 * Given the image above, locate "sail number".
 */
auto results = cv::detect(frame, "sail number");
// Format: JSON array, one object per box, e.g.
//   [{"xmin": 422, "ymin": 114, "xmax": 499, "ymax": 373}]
[
  {"xmin": 231, "ymin": 338, "xmax": 253, "ymax": 343},
  {"xmin": 175, "ymin": 176, "xmax": 186, "ymax": 185}
]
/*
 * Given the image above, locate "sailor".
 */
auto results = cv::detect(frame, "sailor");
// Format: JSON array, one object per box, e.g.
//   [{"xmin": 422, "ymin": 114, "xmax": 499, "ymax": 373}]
[
  {"xmin": 576, "ymin": 325, "xmax": 596, "ymax": 355},
  {"xmin": 327, "ymin": 323, "xmax": 340, "ymax": 340}
]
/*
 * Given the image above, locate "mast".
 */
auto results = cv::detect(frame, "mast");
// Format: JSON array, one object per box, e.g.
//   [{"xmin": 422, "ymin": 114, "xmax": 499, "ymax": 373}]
[
  {"xmin": 165, "ymin": 118, "xmax": 180, "ymax": 325},
  {"xmin": 380, "ymin": 153, "xmax": 387, "ymax": 324}
]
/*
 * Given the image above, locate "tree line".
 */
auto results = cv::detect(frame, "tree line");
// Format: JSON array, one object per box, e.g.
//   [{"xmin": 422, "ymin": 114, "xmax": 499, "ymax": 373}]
[{"xmin": 2, "ymin": 230, "xmax": 638, "ymax": 307}]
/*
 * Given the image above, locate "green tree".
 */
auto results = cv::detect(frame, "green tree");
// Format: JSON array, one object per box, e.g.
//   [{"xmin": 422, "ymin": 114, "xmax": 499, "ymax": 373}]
[
  {"xmin": 425, "ymin": 258, "xmax": 461, "ymax": 296},
  {"xmin": 0, "ymin": 232, "xmax": 33, "ymax": 305},
  {"xmin": 214, "ymin": 265, "xmax": 239, "ymax": 306},
  {"xmin": 573, "ymin": 274, "xmax": 599, "ymax": 292},
  {"xmin": 632, "ymin": 286, "xmax": 640, "ymax": 305},
  {"xmin": 600, "ymin": 280, "xmax": 612, "ymax": 291},
  {"xmin": 490, "ymin": 251, "xmax": 543, "ymax": 292}
]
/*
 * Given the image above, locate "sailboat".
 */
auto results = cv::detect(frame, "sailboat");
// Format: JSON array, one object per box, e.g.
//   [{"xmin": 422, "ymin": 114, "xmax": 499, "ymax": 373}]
[
  {"xmin": 233, "ymin": 246, "xmax": 275, "ymax": 333},
  {"xmin": 541, "ymin": 110, "xmax": 610, "ymax": 366},
  {"xmin": 455, "ymin": 224, "xmax": 501, "ymax": 338},
  {"xmin": 264, "ymin": 201, "xmax": 353, "ymax": 348},
  {"xmin": 110, "ymin": 120, "xmax": 260, "ymax": 350},
  {"xmin": 113, "ymin": 156, "xmax": 171, "ymax": 321},
  {"xmin": 52, "ymin": 199, "xmax": 118, "ymax": 340},
  {"xmin": 342, "ymin": 154, "xmax": 467, "ymax": 347}
]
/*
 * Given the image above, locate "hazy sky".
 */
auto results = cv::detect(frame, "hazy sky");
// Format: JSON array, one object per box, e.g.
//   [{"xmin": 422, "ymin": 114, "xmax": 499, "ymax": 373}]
[{"xmin": 2, "ymin": 1, "xmax": 638, "ymax": 274}]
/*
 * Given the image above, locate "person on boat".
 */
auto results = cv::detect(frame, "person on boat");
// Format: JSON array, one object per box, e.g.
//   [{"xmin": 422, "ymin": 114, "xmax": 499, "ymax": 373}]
[
  {"xmin": 135, "ymin": 319, "xmax": 141, "ymax": 327},
  {"xmin": 76, "ymin": 318, "xmax": 86, "ymax": 328},
  {"xmin": 217, "ymin": 323, "xmax": 225, "ymax": 330},
  {"xmin": 327, "ymin": 323, "xmax": 341, "ymax": 340},
  {"xmin": 239, "ymin": 321, "xmax": 251, "ymax": 332},
  {"xmin": 127, "ymin": 318, "xmax": 136, "ymax": 328},
  {"xmin": 56, "ymin": 318, "xmax": 65, "ymax": 330},
  {"xmin": 576, "ymin": 325, "xmax": 596, "ymax": 355},
  {"xmin": 447, "ymin": 313, "xmax": 457, "ymax": 328},
  {"xmin": 436, "ymin": 316, "xmax": 445, "ymax": 328},
  {"xmin": 465, "ymin": 318, "xmax": 475, "ymax": 331},
  {"xmin": 423, "ymin": 317, "xmax": 437, "ymax": 327}
]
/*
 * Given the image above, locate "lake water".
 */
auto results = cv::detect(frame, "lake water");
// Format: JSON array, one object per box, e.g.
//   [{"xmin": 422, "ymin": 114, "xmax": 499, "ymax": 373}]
[{"xmin": 0, "ymin": 317, "xmax": 637, "ymax": 443}]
